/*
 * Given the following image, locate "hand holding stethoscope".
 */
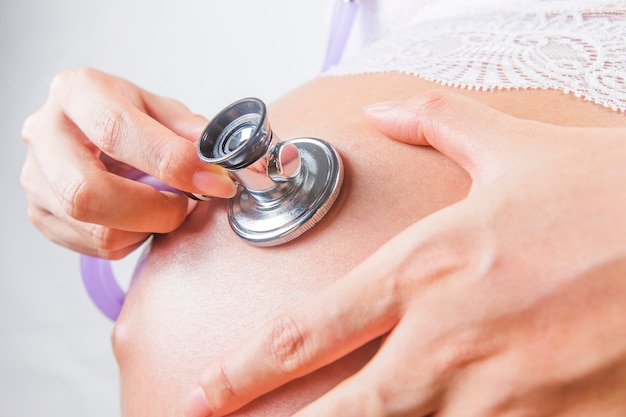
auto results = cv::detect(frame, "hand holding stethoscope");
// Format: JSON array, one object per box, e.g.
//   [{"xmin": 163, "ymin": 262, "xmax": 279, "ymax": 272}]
[{"xmin": 20, "ymin": 68, "xmax": 237, "ymax": 259}]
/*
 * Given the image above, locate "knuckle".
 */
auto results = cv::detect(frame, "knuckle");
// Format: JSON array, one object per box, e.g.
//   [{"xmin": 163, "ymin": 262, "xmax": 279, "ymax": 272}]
[
  {"xmin": 409, "ymin": 90, "xmax": 453, "ymax": 138},
  {"xmin": 49, "ymin": 68, "xmax": 105, "ymax": 107},
  {"xmin": 88, "ymin": 226, "xmax": 141, "ymax": 260},
  {"xmin": 72, "ymin": 66, "xmax": 102, "ymax": 81},
  {"xmin": 88, "ymin": 225, "xmax": 120, "ymax": 257},
  {"xmin": 153, "ymin": 143, "xmax": 179, "ymax": 183},
  {"xmin": 414, "ymin": 89, "xmax": 454, "ymax": 115},
  {"xmin": 93, "ymin": 106, "xmax": 129, "ymax": 156},
  {"xmin": 431, "ymin": 334, "xmax": 485, "ymax": 377},
  {"xmin": 26, "ymin": 206, "xmax": 44, "ymax": 231},
  {"xmin": 25, "ymin": 207, "xmax": 65, "ymax": 249},
  {"xmin": 265, "ymin": 315, "xmax": 312, "ymax": 374},
  {"xmin": 49, "ymin": 68, "xmax": 89, "ymax": 99},
  {"xmin": 198, "ymin": 361, "xmax": 236, "ymax": 412},
  {"xmin": 48, "ymin": 70, "xmax": 73, "ymax": 97},
  {"xmin": 367, "ymin": 387, "xmax": 394, "ymax": 415},
  {"xmin": 383, "ymin": 265, "xmax": 409, "ymax": 298},
  {"xmin": 50, "ymin": 67, "xmax": 97, "ymax": 92},
  {"xmin": 20, "ymin": 113, "xmax": 38, "ymax": 144},
  {"xmin": 373, "ymin": 264, "xmax": 412, "ymax": 315},
  {"xmin": 21, "ymin": 106, "xmax": 50, "ymax": 146},
  {"xmin": 431, "ymin": 345, "xmax": 464, "ymax": 377},
  {"xmin": 383, "ymin": 251, "xmax": 424, "ymax": 298},
  {"xmin": 59, "ymin": 175, "xmax": 94, "ymax": 222}
]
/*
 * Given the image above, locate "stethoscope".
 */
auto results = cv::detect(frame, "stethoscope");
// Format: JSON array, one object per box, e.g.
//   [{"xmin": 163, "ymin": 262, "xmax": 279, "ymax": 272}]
[{"xmin": 81, "ymin": 0, "xmax": 360, "ymax": 321}]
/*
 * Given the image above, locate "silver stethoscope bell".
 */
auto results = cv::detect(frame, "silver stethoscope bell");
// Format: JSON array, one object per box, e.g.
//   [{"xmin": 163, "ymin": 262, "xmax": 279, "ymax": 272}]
[{"xmin": 197, "ymin": 97, "xmax": 344, "ymax": 246}]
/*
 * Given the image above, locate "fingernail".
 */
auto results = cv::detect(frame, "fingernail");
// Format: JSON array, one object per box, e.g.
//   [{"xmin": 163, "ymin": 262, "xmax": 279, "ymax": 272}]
[
  {"xmin": 183, "ymin": 387, "xmax": 212, "ymax": 417},
  {"xmin": 193, "ymin": 170, "xmax": 237, "ymax": 199},
  {"xmin": 362, "ymin": 101, "xmax": 401, "ymax": 113}
]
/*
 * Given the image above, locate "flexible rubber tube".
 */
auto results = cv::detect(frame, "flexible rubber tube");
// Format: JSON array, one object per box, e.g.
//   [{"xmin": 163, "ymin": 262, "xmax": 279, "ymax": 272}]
[
  {"xmin": 321, "ymin": 0, "xmax": 360, "ymax": 72},
  {"xmin": 80, "ymin": 254, "xmax": 126, "ymax": 321}
]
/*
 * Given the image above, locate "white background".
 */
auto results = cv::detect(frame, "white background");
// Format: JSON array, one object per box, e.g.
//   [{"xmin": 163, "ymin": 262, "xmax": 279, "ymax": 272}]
[{"xmin": 0, "ymin": 1, "xmax": 328, "ymax": 415}]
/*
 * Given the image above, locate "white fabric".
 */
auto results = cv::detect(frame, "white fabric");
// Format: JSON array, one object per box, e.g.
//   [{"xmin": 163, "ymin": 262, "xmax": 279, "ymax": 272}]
[{"xmin": 327, "ymin": 0, "xmax": 626, "ymax": 112}]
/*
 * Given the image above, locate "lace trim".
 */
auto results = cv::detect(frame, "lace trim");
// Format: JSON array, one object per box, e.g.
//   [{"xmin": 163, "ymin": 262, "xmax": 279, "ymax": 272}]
[{"xmin": 326, "ymin": 1, "xmax": 626, "ymax": 112}]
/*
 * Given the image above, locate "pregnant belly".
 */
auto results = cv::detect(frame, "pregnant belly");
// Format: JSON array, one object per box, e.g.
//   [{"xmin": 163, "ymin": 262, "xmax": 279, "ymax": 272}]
[{"xmin": 112, "ymin": 72, "xmax": 626, "ymax": 416}]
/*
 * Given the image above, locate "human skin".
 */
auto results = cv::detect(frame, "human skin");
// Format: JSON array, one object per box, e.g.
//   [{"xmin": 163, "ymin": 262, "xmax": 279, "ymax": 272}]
[
  {"xmin": 107, "ymin": 73, "xmax": 626, "ymax": 416},
  {"xmin": 20, "ymin": 68, "xmax": 237, "ymax": 259},
  {"xmin": 186, "ymin": 89, "xmax": 626, "ymax": 417}
]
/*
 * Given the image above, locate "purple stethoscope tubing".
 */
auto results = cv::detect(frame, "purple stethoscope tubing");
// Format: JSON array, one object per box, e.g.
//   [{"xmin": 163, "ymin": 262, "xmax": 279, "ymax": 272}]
[
  {"xmin": 80, "ymin": 255, "xmax": 126, "ymax": 321},
  {"xmin": 80, "ymin": 171, "xmax": 179, "ymax": 321},
  {"xmin": 81, "ymin": 0, "xmax": 359, "ymax": 321},
  {"xmin": 322, "ymin": 0, "xmax": 360, "ymax": 72}
]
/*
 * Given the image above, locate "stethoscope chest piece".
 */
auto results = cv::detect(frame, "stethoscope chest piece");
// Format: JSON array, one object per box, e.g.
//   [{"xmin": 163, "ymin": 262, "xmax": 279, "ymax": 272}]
[{"xmin": 197, "ymin": 98, "xmax": 343, "ymax": 246}]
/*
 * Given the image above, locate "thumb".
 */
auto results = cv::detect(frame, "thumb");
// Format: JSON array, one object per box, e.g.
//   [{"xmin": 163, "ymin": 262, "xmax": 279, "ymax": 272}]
[{"xmin": 364, "ymin": 90, "xmax": 530, "ymax": 180}]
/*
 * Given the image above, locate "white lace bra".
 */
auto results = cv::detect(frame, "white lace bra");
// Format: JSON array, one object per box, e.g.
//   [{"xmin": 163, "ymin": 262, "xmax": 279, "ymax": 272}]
[{"xmin": 326, "ymin": 0, "xmax": 626, "ymax": 112}]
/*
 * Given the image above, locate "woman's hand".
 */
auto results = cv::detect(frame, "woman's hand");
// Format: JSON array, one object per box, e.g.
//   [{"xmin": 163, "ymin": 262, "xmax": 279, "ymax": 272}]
[
  {"xmin": 20, "ymin": 68, "xmax": 236, "ymax": 259},
  {"xmin": 183, "ymin": 91, "xmax": 626, "ymax": 417}
]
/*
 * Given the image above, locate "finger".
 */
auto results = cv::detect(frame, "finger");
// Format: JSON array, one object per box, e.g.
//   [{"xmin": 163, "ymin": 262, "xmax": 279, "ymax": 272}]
[
  {"xmin": 363, "ymin": 90, "xmax": 538, "ymax": 182},
  {"xmin": 293, "ymin": 245, "xmax": 508, "ymax": 417},
  {"xmin": 182, "ymin": 236, "xmax": 423, "ymax": 417},
  {"xmin": 292, "ymin": 318, "xmax": 444, "ymax": 417},
  {"xmin": 140, "ymin": 90, "xmax": 209, "ymax": 141},
  {"xmin": 51, "ymin": 68, "xmax": 236, "ymax": 197},
  {"xmin": 27, "ymin": 206, "xmax": 149, "ymax": 258},
  {"xmin": 22, "ymin": 156, "xmax": 151, "ymax": 257},
  {"xmin": 25, "ymin": 102, "xmax": 196, "ymax": 232}
]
